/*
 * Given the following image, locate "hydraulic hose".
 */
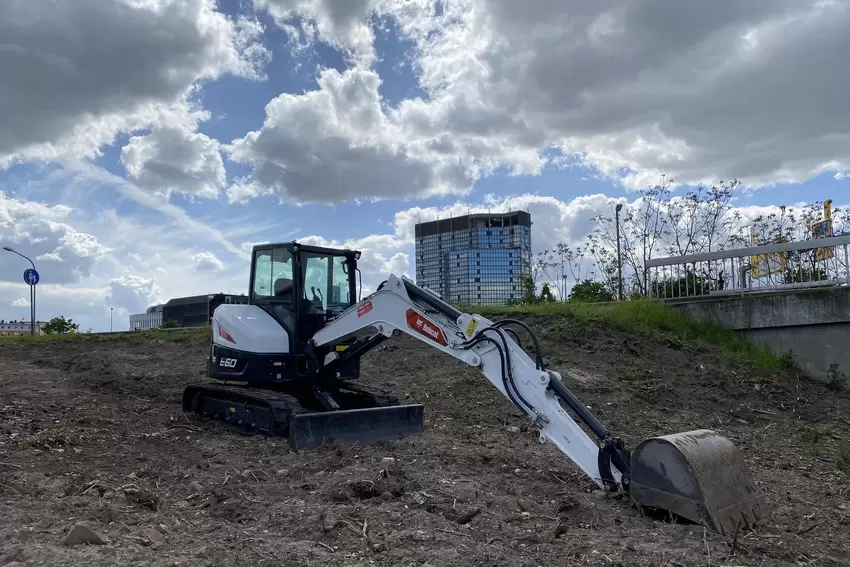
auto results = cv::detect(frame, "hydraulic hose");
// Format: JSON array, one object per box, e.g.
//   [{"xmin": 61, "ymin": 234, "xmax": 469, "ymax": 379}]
[{"xmin": 491, "ymin": 318, "xmax": 545, "ymax": 370}]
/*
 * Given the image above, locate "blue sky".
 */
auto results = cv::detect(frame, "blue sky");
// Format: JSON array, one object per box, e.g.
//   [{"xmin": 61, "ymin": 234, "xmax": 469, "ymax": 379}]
[{"xmin": 0, "ymin": 0, "xmax": 847, "ymax": 331}]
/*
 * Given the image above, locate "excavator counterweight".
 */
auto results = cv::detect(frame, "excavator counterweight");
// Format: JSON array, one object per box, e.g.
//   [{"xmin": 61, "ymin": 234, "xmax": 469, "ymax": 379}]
[{"xmin": 181, "ymin": 240, "xmax": 767, "ymax": 536}]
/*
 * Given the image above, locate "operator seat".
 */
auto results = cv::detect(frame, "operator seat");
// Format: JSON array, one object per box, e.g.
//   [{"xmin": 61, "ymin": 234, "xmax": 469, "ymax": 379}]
[{"xmin": 274, "ymin": 277, "xmax": 294, "ymax": 301}]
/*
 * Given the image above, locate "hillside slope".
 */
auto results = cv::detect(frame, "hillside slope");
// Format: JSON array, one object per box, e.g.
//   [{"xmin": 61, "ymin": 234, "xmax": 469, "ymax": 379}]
[{"xmin": 0, "ymin": 311, "xmax": 848, "ymax": 567}]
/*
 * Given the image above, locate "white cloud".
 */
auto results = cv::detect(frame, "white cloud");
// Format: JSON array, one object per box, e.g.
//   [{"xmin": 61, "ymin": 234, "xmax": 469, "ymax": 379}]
[
  {"xmin": 392, "ymin": 194, "xmax": 614, "ymax": 247},
  {"xmin": 389, "ymin": 0, "xmax": 850, "ymax": 189},
  {"xmin": 0, "ymin": 192, "xmax": 111, "ymax": 283},
  {"xmin": 226, "ymin": 65, "xmax": 475, "ymax": 204},
  {"xmin": 285, "ymin": 194, "xmax": 616, "ymax": 295},
  {"xmin": 0, "ymin": 280, "xmax": 112, "ymax": 329},
  {"xmin": 297, "ymin": 233, "xmax": 410, "ymax": 294},
  {"xmin": 192, "ymin": 251, "xmax": 227, "ymax": 271},
  {"xmin": 245, "ymin": 0, "xmax": 850, "ymax": 196},
  {"xmin": 254, "ymin": 0, "xmax": 375, "ymax": 60},
  {"xmin": 107, "ymin": 274, "xmax": 163, "ymax": 316},
  {"xmin": 121, "ymin": 125, "xmax": 227, "ymax": 199},
  {"xmin": 0, "ymin": 0, "xmax": 269, "ymax": 165}
]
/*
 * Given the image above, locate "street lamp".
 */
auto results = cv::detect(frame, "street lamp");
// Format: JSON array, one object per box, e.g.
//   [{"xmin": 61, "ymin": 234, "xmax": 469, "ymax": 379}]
[
  {"xmin": 110, "ymin": 307, "xmax": 113, "ymax": 332},
  {"xmin": 614, "ymin": 204, "xmax": 624, "ymax": 301},
  {"xmin": 3, "ymin": 246, "xmax": 38, "ymax": 335}
]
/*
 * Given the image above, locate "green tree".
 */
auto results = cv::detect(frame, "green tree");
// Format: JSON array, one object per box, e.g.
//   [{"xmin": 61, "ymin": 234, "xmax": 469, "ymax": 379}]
[
  {"xmin": 42, "ymin": 316, "xmax": 79, "ymax": 334},
  {"xmin": 161, "ymin": 319, "xmax": 181, "ymax": 328},
  {"xmin": 568, "ymin": 280, "xmax": 615, "ymax": 303},
  {"xmin": 537, "ymin": 282, "xmax": 557, "ymax": 302}
]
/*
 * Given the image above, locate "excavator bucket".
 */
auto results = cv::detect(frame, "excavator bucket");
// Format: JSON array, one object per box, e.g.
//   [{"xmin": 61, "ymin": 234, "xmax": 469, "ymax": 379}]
[{"xmin": 629, "ymin": 429, "xmax": 767, "ymax": 535}]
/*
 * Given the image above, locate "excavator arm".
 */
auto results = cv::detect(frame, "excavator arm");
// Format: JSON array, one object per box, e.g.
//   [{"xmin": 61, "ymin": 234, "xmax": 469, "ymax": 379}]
[{"xmin": 309, "ymin": 274, "xmax": 630, "ymax": 491}]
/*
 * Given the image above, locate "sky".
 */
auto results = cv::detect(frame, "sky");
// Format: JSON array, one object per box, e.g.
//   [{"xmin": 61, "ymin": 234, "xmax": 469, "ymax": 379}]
[{"xmin": 1, "ymin": 0, "xmax": 848, "ymax": 332}]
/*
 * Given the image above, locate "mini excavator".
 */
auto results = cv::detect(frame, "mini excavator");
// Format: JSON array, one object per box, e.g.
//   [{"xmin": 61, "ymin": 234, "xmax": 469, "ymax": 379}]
[{"xmin": 182, "ymin": 241, "xmax": 766, "ymax": 536}]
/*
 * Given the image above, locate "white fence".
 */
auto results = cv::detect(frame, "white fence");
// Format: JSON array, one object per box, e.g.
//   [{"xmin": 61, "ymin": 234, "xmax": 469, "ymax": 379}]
[{"xmin": 645, "ymin": 235, "xmax": 850, "ymax": 299}]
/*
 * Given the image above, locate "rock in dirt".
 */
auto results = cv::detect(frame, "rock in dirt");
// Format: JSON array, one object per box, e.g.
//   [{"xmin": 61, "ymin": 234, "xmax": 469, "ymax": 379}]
[
  {"xmin": 140, "ymin": 527, "xmax": 166, "ymax": 549},
  {"xmin": 3, "ymin": 562, "xmax": 26, "ymax": 567},
  {"xmin": 124, "ymin": 487, "xmax": 160, "ymax": 510},
  {"xmin": 63, "ymin": 523, "xmax": 106, "ymax": 546}
]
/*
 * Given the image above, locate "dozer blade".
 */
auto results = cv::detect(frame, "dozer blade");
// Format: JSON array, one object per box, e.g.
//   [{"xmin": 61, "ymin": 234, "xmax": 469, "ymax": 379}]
[
  {"xmin": 629, "ymin": 429, "xmax": 767, "ymax": 536},
  {"xmin": 288, "ymin": 404, "xmax": 425, "ymax": 450}
]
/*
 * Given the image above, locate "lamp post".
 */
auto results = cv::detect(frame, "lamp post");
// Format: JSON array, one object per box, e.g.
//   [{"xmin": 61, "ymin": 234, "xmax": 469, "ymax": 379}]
[
  {"xmin": 110, "ymin": 307, "xmax": 113, "ymax": 332},
  {"xmin": 3, "ymin": 246, "xmax": 38, "ymax": 335},
  {"xmin": 615, "ymin": 204, "xmax": 624, "ymax": 301}
]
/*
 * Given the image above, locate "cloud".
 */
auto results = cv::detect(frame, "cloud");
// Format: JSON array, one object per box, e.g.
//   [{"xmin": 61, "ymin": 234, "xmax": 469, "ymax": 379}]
[
  {"xmin": 0, "ymin": 0, "xmax": 269, "ymax": 165},
  {"xmin": 386, "ymin": 0, "xmax": 850, "ymax": 189},
  {"xmin": 285, "ymin": 194, "xmax": 615, "ymax": 295},
  {"xmin": 254, "ymin": 0, "xmax": 375, "ymax": 59},
  {"xmin": 120, "ymin": 125, "xmax": 227, "ymax": 199},
  {"xmin": 107, "ymin": 274, "xmax": 163, "ymax": 316},
  {"xmin": 249, "ymin": 0, "xmax": 850, "ymax": 195},
  {"xmin": 392, "ymin": 194, "xmax": 615, "ymax": 247},
  {"xmin": 232, "ymin": 0, "xmax": 850, "ymax": 204},
  {"xmin": 0, "ymin": 192, "xmax": 111, "ymax": 283},
  {"xmin": 226, "ymin": 65, "xmax": 475, "ymax": 204},
  {"xmin": 0, "ymin": 280, "xmax": 111, "ymax": 329},
  {"xmin": 297, "ymin": 233, "xmax": 410, "ymax": 294},
  {"xmin": 192, "ymin": 251, "xmax": 227, "ymax": 271}
]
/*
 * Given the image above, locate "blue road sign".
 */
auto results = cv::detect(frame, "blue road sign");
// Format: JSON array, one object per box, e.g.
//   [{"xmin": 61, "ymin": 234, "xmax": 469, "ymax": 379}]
[{"xmin": 23, "ymin": 268, "xmax": 39, "ymax": 286}]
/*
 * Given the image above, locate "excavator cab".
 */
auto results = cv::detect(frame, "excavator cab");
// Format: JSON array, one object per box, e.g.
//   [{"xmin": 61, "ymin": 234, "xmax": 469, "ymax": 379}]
[{"xmin": 249, "ymin": 242, "xmax": 360, "ymax": 356}]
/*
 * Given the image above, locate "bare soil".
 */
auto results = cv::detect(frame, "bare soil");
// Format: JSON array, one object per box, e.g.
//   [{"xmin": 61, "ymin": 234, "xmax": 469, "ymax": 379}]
[{"xmin": 1, "ymin": 317, "xmax": 849, "ymax": 567}]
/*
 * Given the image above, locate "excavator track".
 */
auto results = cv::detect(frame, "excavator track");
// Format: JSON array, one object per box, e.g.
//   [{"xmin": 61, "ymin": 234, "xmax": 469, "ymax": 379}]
[
  {"xmin": 182, "ymin": 381, "xmax": 424, "ymax": 449},
  {"xmin": 182, "ymin": 383, "xmax": 306, "ymax": 436}
]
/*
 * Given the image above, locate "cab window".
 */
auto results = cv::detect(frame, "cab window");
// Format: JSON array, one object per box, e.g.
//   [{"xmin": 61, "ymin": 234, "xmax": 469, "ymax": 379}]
[{"xmin": 253, "ymin": 248, "xmax": 295, "ymax": 301}]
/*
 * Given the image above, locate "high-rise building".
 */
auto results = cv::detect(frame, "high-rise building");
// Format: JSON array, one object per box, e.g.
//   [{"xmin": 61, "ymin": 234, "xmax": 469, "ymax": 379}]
[{"xmin": 414, "ymin": 211, "xmax": 532, "ymax": 305}]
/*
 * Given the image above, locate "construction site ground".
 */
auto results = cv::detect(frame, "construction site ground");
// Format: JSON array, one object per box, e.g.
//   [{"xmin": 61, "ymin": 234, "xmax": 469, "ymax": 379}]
[{"xmin": 1, "ymin": 316, "xmax": 849, "ymax": 567}]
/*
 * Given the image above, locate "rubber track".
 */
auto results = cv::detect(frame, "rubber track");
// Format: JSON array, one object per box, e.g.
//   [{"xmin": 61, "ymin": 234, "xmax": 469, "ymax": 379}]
[
  {"xmin": 183, "ymin": 382, "xmax": 307, "ymax": 436},
  {"xmin": 183, "ymin": 381, "xmax": 404, "ymax": 437}
]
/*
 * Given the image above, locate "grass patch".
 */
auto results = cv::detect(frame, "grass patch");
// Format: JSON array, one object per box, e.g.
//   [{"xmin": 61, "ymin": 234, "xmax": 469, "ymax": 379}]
[
  {"xmin": 0, "ymin": 326, "xmax": 210, "ymax": 345},
  {"xmin": 466, "ymin": 299, "xmax": 782, "ymax": 375}
]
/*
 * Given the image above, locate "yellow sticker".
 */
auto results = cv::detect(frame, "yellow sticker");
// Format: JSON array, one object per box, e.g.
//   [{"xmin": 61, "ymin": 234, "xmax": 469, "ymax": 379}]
[
  {"xmin": 229, "ymin": 407, "xmax": 236, "ymax": 413},
  {"xmin": 336, "ymin": 345, "xmax": 349, "ymax": 351},
  {"xmin": 465, "ymin": 318, "xmax": 478, "ymax": 337}
]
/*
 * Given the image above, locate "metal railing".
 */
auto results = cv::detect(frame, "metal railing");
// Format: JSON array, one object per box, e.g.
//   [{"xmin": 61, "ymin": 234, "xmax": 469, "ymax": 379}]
[{"xmin": 645, "ymin": 235, "xmax": 850, "ymax": 299}]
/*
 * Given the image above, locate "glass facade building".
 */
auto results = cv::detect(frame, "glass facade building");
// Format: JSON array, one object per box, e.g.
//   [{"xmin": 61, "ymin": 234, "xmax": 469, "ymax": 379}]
[
  {"xmin": 414, "ymin": 211, "xmax": 532, "ymax": 305},
  {"xmin": 129, "ymin": 304, "xmax": 164, "ymax": 330}
]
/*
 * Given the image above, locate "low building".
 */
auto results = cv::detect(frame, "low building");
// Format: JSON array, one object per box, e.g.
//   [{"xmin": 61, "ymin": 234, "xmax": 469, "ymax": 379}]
[
  {"xmin": 129, "ymin": 304, "xmax": 164, "ymax": 331},
  {"xmin": 129, "ymin": 293, "xmax": 250, "ymax": 330},
  {"xmin": 0, "ymin": 319, "xmax": 47, "ymax": 336},
  {"xmin": 162, "ymin": 293, "xmax": 249, "ymax": 327}
]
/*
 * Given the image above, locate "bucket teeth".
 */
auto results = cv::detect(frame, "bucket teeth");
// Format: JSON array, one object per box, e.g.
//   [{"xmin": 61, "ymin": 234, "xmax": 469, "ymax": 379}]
[{"xmin": 629, "ymin": 429, "xmax": 768, "ymax": 535}]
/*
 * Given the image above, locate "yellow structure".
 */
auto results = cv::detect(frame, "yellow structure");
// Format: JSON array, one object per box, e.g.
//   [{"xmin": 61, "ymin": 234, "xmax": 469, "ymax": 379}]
[{"xmin": 813, "ymin": 200, "xmax": 833, "ymax": 261}]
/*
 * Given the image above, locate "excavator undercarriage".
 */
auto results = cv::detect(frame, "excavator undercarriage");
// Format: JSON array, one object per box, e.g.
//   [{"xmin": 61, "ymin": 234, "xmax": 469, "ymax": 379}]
[{"xmin": 182, "ymin": 240, "xmax": 767, "ymax": 536}]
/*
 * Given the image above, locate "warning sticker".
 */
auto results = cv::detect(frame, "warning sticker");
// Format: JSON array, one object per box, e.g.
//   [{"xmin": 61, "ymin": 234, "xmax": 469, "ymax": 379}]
[{"xmin": 465, "ymin": 318, "xmax": 478, "ymax": 337}]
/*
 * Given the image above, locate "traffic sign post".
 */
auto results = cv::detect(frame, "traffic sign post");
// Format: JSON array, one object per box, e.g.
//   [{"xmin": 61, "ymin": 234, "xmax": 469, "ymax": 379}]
[
  {"xmin": 24, "ymin": 268, "xmax": 39, "ymax": 286},
  {"xmin": 23, "ymin": 268, "xmax": 39, "ymax": 336}
]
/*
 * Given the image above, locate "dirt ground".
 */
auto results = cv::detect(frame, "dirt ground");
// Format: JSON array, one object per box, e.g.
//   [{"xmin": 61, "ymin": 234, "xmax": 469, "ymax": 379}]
[{"xmin": 1, "ymin": 317, "xmax": 849, "ymax": 567}]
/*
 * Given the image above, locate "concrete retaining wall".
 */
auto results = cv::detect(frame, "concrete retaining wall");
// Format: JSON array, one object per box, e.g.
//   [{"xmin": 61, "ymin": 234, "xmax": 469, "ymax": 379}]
[{"xmin": 667, "ymin": 287, "xmax": 850, "ymax": 382}]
